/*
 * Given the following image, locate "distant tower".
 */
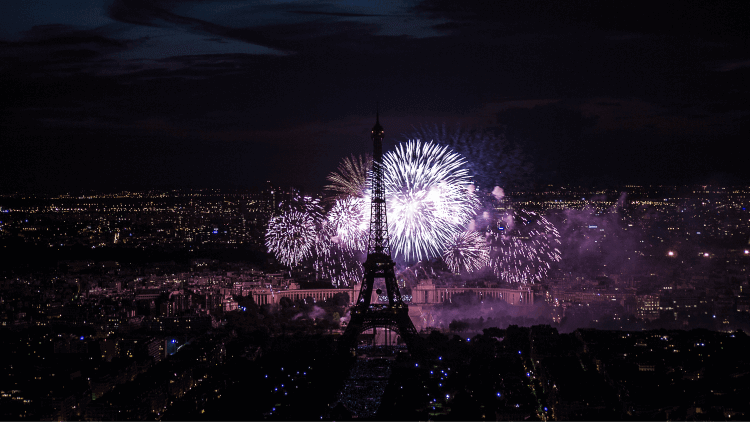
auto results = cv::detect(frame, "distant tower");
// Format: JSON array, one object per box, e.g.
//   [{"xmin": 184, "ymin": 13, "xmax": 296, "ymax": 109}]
[{"xmin": 339, "ymin": 113, "xmax": 421, "ymax": 355}]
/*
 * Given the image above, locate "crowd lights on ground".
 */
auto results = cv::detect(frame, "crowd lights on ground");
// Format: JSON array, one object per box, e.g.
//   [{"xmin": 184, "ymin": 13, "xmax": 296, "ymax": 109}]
[{"xmin": 666, "ymin": 250, "xmax": 719, "ymax": 258}]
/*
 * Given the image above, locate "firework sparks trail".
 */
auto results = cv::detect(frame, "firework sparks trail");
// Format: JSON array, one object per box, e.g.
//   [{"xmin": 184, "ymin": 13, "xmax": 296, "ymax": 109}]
[
  {"xmin": 283, "ymin": 194, "xmax": 324, "ymax": 222},
  {"xmin": 383, "ymin": 140, "xmax": 480, "ymax": 262},
  {"xmin": 327, "ymin": 196, "xmax": 370, "ymax": 252},
  {"xmin": 264, "ymin": 192, "xmax": 364, "ymax": 287},
  {"xmin": 487, "ymin": 210, "xmax": 561, "ymax": 284},
  {"xmin": 442, "ymin": 230, "xmax": 490, "ymax": 274},
  {"xmin": 265, "ymin": 209, "xmax": 318, "ymax": 267},
  {"xmin": 325, "ymin": 154, "xmax": 372, "ymax": 199},
  {"xmin": 407, "ymin": 124, "xmax": 534, "ymax": 191},
  {"xmin": 313, "ymin": 233, "xmax": 363, "ymax": 287},
  {"xmin": 265, "ymin": 194, "xmax": 325, "ymax": 267}
]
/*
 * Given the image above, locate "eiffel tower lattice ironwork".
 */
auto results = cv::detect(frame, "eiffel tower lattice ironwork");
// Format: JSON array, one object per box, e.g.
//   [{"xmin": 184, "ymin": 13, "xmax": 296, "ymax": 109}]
[{"xmin": 339, "ymin": 112, "xmax": 421, "ymax": 355}]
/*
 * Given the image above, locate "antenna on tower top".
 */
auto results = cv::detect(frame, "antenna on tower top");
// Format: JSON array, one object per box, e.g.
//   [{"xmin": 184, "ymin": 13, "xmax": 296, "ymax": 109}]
[{"xmin": 376, "ymin": 101, "xmax": 380, "ymax": 123}]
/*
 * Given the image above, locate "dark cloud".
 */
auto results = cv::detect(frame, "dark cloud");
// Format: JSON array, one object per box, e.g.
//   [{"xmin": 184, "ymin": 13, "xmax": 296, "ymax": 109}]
[
  {"xmin": 0, "ymin": 0, "xmax": 748, "ymax": 193},
  {"xmin": 287, "ymin": 10, "xmax": 386, "ymax": 18},
  {"xmin": 497, "ymin": 101, "xmax": 748, "ymax": 186},
  {"xmin": 0, "ymin": 25, "xmax": 126, "ymax": 75},
  {"xmin": 415, "ymin": 0, "xmax": 750, "ymax": 41}
]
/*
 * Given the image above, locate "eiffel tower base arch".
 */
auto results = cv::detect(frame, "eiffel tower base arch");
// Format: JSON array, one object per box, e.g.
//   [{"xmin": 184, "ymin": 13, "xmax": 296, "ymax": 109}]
[{"xmin": 339, "ymin": 305, "xmax": 423, "ymax": 356}]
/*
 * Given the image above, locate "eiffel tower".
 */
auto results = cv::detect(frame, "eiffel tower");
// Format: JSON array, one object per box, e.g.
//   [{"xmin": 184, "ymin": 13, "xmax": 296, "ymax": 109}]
[{"xmin": 339, "ymin": 112, "xmax": 421, "ymax": 355}]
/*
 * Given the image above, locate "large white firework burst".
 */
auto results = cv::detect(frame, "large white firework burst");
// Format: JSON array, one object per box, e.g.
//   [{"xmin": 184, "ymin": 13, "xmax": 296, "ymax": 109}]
[
  {"xmin": 487, "ymin": 210, "xmax": 561, "ymax": 284},
  {"xmin": 266, "ymin": 209, "xmax": 318, "ymax": 267},
  {"xmin": 383, "ymin": 140, "xmax": 480, "ymax": 262},
  {"xmin": 442, "ymin": 231, "xmax": 490, "ymax": 274}
]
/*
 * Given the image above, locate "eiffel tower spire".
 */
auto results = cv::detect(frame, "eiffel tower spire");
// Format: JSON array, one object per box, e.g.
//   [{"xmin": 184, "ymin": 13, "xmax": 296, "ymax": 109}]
[
  {"xmin": 340, "ymin": 112, "xmax": 421, "ymax": 355},
  {"xmin": 367, "ymin": 107, "xmax": 390, "ymax": 258}
]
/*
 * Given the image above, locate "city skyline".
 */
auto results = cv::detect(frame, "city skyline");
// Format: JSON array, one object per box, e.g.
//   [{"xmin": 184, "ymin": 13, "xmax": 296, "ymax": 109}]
[
  {"xmin": 2, "ymin": 0, "xmax": 749, "ymax": 194},
  {"xmin": 2, "ymin": 2, "xmax": 750, "ymax": 418},
  {"xmin": 3, "ymin": 181, "xmax": 750, "ymax": 419}
]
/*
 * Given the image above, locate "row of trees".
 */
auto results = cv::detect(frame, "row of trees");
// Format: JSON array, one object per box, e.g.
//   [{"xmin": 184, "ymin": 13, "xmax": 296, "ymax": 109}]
[{"xmin": 226, "ymin": 292, "xmax": 350, "ymax": 337}]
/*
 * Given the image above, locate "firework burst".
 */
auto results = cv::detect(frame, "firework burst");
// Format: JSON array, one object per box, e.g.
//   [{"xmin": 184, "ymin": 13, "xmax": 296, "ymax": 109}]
[
  {"xmin": 282, "ymin": 194, "xmax": 324, "ymax": 221},
  {"xmin": 487, "ymin": 209, "xmax": 561, "ymax": 284},
  {"xmin": 383, "ymin": 140, "xmax": 480, "ymax": 262},
  {"xmin": 268, "ymin": 140, "xmax": 480, "ymax": 283},
  {"xmin": 313, "ymin": 233, "xmax": 364, "ymax": 287},
  {"xmin": 442, "ymin": 231, "xmax": 490, "ymax": 274},
  {"xmin": 327, "ymin": 196, "xmax": 370, "ymax": 252},
  {"xmin": 265, "ymin": 209, "xmax": 318, "ymax": 267},
  {"xmin": 325, "ymin": 154, "xmax": 372, "ymax": 199}
]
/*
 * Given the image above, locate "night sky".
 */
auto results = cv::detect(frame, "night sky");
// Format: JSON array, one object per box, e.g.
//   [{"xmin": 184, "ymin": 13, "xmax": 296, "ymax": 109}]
[{"xmin": 1, "ymin": 0, "xmax": 748, "ymax": 193}]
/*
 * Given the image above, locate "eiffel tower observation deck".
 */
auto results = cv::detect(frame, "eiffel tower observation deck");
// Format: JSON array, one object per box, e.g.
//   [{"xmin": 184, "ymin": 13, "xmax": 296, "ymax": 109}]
[{"xmin": 339, "ymin": 112, "xmax": 422, "ymax": 356}]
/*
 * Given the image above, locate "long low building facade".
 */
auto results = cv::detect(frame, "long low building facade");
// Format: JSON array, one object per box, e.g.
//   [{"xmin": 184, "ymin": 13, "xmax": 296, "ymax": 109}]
[
  {"xmin": 251, "ymin": 279, "xmax": 534, "ymax": 307},
  {"xmin": 251, "ymin": 286, "xmax": 358, "ymax": 306},
  {"xmin": 411, "ymin": 279, "xmax": 534, "ymax": 306}
]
